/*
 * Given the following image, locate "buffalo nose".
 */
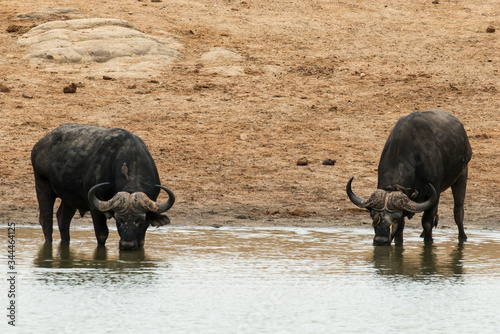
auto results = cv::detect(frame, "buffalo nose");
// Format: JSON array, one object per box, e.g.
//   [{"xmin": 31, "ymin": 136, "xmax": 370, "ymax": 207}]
[
  {"xmin": 373, "ymin": 236, "xmax": 390, "ymax": 246},
  {"xmin": 120, "ymin": 240, "xmax": 138, "ymax": 250}
]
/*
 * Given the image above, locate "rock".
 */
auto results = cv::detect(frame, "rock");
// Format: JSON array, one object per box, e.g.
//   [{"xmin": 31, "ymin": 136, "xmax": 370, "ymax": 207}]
[
  {"xmin": 17, "ymin": 18, "xmax": 182, "ymax": 78},
  {"xmin": 63, "ymin": 83, "xmax": 77, "ymax": 93},
  {"xmin": 486, "ymin": 25, "xmax": 496, "ymax": 33},
  {"xmin": 6, "ymin": 25, "xmax": 24, "ymax": 33},
  {"xmin": 18, "ymin": 18, "xmax": 181, "ymax": 63},
  {"xmin": 15, "ymin": 8, "xmax": 87, "ymax": 21},
  {"xmin": 22, "ymin": 92, "xmax": 34, "ymax": 99},
  {"xmin": 322, "ymin": 158, "xmax": 336, "ymax": 166},
  {"xmin": 297, "ymin": 157, "xmax": 309, "ymax": 166},
  {"xmin": 200, "ymin": 47, "xmax": 243, "ymax": 63},
  {"xmin": 0, "ymin": 84, "xmax": 11, "ymax": 92}
]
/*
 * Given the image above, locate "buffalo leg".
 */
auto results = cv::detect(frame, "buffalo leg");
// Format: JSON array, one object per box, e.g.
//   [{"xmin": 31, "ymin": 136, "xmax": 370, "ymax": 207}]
[
  {"xmin": 451, "ymin": 167, "xmax": 468, "ymax": 241},
  {"xmin": 421, "ymin": 204, "xmax": 439, "ymax": 243},
  {"xmin": 394, "ymin": 217, "xmax": 405, "ymax": 244},
  {"xmin": 34, "ymin": 177, "xmax": 56, "ymax": 243},
  {"xmin": 90, "ymin": 210, "xmax": 109, "ymax": 246},
  {"xmin": 56, "ymin": 201, "xmax": 76, "ymax": 243}
]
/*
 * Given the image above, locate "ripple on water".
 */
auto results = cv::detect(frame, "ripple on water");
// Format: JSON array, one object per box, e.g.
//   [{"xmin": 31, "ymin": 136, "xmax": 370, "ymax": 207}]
[{"xmin": 6, "ymin": 226, "xmax": 500, "ymax": 333}]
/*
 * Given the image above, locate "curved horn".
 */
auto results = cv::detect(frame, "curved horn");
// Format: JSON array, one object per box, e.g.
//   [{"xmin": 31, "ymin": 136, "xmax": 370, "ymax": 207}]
[
  {"xmin": 397, "ymin": 183, "xmax": 438, "ymax": 213},
  {"xmin": 88, "ymin": 182, "xmax": 129, "ymax": 212},
  {"xmin": 88, "ymin": 182, "xmax": 111, "ymax": 210},
  {"xmin": 153, "ymin": 185, "xmax": 175, "ymax": 213},
  {"xmin": 346, "ymin": 177, "xmax": 368, "ymax": 208},
  {"xmin": 413, "ymin": 183, "xmax": 438, "ymax": 213},
  {"xmin": 136, "ymin": 185, "xmax": 176, "ymax": 213}
]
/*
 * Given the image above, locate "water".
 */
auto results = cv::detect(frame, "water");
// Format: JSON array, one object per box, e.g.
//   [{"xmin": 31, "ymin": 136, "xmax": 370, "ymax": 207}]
[{"xmin": 2, "ymin": 225, "xmax": 500, "ymax": 333}]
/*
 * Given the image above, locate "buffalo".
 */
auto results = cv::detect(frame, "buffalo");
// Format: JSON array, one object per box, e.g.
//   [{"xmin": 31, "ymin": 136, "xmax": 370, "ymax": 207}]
[
  {"xmin": 346, "ymin": 109, "xmax": 472, "ymax": 245},
  {"xmin": 31, "ymin": 123, "xmax": 175, "ymax": 250}
]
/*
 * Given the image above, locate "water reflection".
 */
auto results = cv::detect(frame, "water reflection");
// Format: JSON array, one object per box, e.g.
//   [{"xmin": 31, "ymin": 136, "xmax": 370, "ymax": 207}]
[
  {"xmin": 8, "ymin": 226, "xmax": 500, "ymax": 333},
  {"xmin": 33, "ymin": 242, "xmax": 165, "ymax": 285},
  {"xmin": 371, "ymin": 242, "xmax": 465, "ymax": 281}
]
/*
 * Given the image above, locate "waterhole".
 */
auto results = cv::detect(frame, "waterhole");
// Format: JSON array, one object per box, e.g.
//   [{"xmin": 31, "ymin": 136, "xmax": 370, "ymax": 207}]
[{"xmin": 3, "ymin": 226, "xmax": 500, "ymax": 333}]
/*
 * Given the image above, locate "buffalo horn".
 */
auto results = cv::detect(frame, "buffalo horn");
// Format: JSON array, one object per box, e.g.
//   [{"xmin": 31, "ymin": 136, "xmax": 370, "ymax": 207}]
[
  {"xmin": 346, "ymin": 177, "xmax": 368, "ymax": 208},
  {"xmin": 88, "ymin": 182, "xmax": 128, "ymax": 212},
  {"xmin": 397, "ymin": 183, "xmax": 438, "ymax": 213},
  {"xmin": 152, "ymin": 185, "xmax": 175, "ymax": 213},
  {"xmin": 89, "ymin": 183, "xmax": 175, "ymax": 214},
  {"xmin": 133, "ymin": 185, "xmax": 175, "ymax": 213}
]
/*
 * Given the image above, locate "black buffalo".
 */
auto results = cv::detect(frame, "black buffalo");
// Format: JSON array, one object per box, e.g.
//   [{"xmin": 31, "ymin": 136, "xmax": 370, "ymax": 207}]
[
  {"xmin": 31, "ymin": 123, "xmax": 175, "ymax": 250},
  {"xmin": 346, "ymin": 109, "xmax": 472, "ymax": 245}
]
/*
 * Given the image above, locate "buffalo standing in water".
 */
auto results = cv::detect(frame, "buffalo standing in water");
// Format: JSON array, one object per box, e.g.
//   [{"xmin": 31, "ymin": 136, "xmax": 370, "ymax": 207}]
[
  {"xmin": 346, "ymin": 110, "xmax": 471, "ymax": 245},
  {"xmin": 31, "ymin": 124, "xmax": 175, "ymax": 250}
]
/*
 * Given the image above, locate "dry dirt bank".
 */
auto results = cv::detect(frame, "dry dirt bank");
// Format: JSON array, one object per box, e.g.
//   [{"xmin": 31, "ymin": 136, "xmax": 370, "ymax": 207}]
[{"xmin": 0, "ymin": 1, "xmax": 499, "ymax": 236}]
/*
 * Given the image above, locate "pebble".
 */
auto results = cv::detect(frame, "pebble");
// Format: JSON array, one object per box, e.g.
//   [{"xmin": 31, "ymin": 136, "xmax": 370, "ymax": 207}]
[
  {"xmin": 322, "ymin": 158, "xmax": 336, "ymax": 166},
  {"xmin": 0, "ymin": 83, "xmax": 10, "ymax": 92},
  {"xmin": 297, "ymin": 157, "xmax": 309, "ymax": 166},
  {"xmin": 63, "ymin": 83, "xmax": 77, "ymax": 94}
]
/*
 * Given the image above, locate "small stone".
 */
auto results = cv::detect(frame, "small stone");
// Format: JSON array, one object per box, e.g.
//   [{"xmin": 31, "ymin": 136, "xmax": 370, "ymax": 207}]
[
  {"xmin": 486, "ymin": 25, "xmax": 496, "ymax": 33},
  {"xmin": 322, "ymin": 158, "xmax": 336, "ymax": 166},
  {"xmin": 63, "ymin": 83, "xmax": 77, "ymax": 94},
  {"xmin": 6, "ymin": 25, "xmax": 22, "ymax": 33},
  {"xmin": 240, "ymin": 133, "xmax": 248, "ymax": 141},
  {"xmin": 0, "ymin": 84, "xmax": 11, "ymax": 92},
  {"xmin": 22, "ymin": 92, "xmax": 34, "ymax": 99},
  {"xmin": 103, "ymin": 75, "xmax": 114, "ymax": 81},
  {"xmin": 297, "ymin": 157, "xmax": 309, "ymax": 166}
]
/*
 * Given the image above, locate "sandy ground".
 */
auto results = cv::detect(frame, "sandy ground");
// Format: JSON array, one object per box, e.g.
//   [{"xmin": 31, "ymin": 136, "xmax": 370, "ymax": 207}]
[{"xmin": 1, "ymin": 0, "xmax": 499, "ymax": 238}]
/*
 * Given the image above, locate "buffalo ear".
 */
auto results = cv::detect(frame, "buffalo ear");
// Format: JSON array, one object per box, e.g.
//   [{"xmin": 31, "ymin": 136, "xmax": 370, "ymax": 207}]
[{"xmin": 147, "ymin": 212, "xmax": 171, "ymax": 227}]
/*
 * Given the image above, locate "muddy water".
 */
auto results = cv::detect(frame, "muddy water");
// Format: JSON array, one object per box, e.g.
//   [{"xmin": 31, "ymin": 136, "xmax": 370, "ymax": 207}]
[{"xmin": 3, "ymin": 226, "xmax": 500, "ymax": 333}]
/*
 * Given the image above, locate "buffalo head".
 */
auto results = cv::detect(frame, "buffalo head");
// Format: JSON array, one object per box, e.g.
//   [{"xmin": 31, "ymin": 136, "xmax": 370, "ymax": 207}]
[
  {"xmin": 88, "ymin": 182, "xmax": 175, "ymax": 250},
  {"xmin": 346, "ymin": 177, "xmax": 437, "ymax": 246}
]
